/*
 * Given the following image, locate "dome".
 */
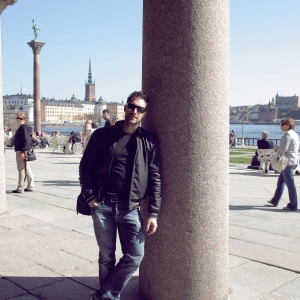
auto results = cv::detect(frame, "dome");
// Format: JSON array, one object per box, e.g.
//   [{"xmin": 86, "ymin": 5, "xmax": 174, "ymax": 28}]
[{"xmin": 98, "ymin": 96, "xmax": 106, "ymax": 105}]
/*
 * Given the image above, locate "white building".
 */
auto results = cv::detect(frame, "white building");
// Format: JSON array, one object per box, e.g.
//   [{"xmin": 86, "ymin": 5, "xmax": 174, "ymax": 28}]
[
  {"xmin": 41, "ymin": 99, "xmax": 84, "ymax": 123},
  {"xmin": 3, "ymin": 94, "xmax": 33, "ymax": 108}
]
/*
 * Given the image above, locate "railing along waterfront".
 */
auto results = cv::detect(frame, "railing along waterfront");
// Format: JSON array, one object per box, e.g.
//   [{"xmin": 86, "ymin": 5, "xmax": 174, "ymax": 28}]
[
  {"xmin": 42, "ymin": 135, "xmax": 283, "ymax": 144},
  {"xmin": 236, "ymin": 138, "xmax": 281, "ymax": 147},
  {"xmin": 43, "ymin": 131, "xmax": 70, "ymax": 137}
]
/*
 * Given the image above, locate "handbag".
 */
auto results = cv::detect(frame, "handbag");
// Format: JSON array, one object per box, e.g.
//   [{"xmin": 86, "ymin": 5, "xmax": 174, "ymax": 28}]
[
  {"xmin": 272, "ymin": 152, "xmax": 288, "ymax": 172},
  {"xmin": 26, "ymin": 148, "xmax": 36, "ymax": 161},
  {"xmin": 76, "ymin": 193, "xmax": 91, "ymax": 216}
]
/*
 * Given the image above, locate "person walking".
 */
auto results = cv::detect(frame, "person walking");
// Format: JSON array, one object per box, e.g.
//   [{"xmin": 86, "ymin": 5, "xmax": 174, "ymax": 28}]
[
  {"xmin": 12, "ymin": 112, "xmax": 34, "ymax": 193},
  {"xmin": 268, "ymin": 118, "xmax": 299, "ymax": 210},
  {"xmin": 79, "ymin": 91, "xmax": 162, "ymax": 300},
  {"xmin": 102, "ymin": 109, "xmax": 112, "ymax": 127}
]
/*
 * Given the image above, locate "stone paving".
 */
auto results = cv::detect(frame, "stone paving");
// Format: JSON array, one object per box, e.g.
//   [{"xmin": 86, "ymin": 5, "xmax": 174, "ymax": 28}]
[{"xmin": 1, "ymin": 147, "xmax": 300, "ymax": 299}]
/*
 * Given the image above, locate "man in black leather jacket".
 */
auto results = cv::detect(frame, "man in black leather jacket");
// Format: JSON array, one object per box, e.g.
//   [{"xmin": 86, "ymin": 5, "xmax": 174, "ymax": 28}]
[{"xmin": 79, "ymin": 91, "xmax": 162, "ymax": 300}]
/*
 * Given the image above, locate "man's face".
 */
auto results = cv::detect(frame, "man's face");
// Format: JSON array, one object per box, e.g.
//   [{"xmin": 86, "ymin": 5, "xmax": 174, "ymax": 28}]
[
  {"xmin": 124, "ymin": 97, "xmax": 147, "ymax": 125},
  {"xmin": 103, "ymin": 112, "xmax": 110, "ymax": 121}
]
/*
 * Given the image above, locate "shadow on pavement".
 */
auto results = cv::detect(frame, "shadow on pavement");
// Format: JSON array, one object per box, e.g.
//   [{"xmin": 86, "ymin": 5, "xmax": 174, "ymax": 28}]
[
  {"xmin": 1, "ymin": 276, "xmax": 141, "ymax": 300},
  {"xmin": 229, "ymin": 205, "xmax": 299, "ymax": 213},
  {"xmin": 52, "ymin": 162, "xmax": 80, "ymax": 164},
  {"xmin": 229, "ymin": 171, "xmax": 278, "ymax": 177},
  {"xmin": 35, "ymin": 180, "xmax": 79, "ymax": 186}
]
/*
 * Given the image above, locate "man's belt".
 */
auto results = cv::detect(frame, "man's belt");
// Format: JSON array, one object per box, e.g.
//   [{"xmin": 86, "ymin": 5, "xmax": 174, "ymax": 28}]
[{"xmin": 101, "ymin": 196, "xmax": 126, "ymax": 203}]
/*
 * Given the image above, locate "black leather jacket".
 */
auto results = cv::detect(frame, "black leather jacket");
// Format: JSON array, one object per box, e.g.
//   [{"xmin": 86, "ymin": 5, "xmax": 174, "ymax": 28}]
[{"xmin": 79, "ymin": 121, "xmax": 162, "ymax": 218}]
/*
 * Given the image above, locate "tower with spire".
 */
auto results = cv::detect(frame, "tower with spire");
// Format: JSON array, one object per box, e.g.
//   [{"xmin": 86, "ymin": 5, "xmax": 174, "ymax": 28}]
[{"xmin": 84, "ymin": 58, "xmax": 96, "ymax": 102}]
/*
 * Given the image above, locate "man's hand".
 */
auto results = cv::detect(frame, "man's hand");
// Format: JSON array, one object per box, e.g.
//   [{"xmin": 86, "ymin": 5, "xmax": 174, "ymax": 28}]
[
  {"xmin": 88, "ymin": 200, "xmax": 99, "ymax": 208},
  {"xmin": 145, "ymin": 218, "xmax": 158, "ymax": 235},
  {"xmin": 20, "ymin": 152, "xmax": 26, "ymax": 160},
  {"xmin": 274, "ymin": 147, "xmax": 279, "ymax": 152}
]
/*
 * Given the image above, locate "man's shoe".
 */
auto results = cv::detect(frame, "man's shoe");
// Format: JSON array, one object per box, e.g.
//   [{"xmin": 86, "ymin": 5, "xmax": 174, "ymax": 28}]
[
  {"xmin": 267, "ymin": 200, "xmax": 277, "ymax": 207},
  {"xmin": 265, "ymin": 170, "xmax": 268, "ymax": 174},
  {"xmin": 12, "ymin": 189, "xmax": 22, "ymax": 193},
  {"xmin": 24, "ymin": 188, "xmax": 34, "ymax": 192},
  {"xmin": 283, "ymin": 206, "xmax": 297, "ymax": 211},
  {"xmin": 89, "ymin": 292, "xmax": 102, "ymax": 300}
]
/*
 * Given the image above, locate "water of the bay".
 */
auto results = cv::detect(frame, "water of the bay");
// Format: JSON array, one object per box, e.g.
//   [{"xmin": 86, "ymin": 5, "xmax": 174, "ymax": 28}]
[
  {"xmin": 229, "ymin": 123, "xmax": 292, "ymax": 139},
  {"xmin": 42, "ymin": 123, "xmax": 297, "ymax": 140}
]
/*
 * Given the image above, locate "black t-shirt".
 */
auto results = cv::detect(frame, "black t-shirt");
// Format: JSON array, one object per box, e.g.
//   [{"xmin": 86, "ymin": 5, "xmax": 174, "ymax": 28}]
[
  {"xmin": 101, "ymin": 130, "xmax": 138, "ymax": 201},
  {"xmin": 104, "ymin": 119, "xmax": 112, "ymax": 127}
]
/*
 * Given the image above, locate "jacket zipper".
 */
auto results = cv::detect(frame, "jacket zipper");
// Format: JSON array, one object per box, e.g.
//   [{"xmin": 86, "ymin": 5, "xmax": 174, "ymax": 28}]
[
  {"xmin": 128, "ymin": 138, "xmax": 138, "ymax": 208},
  {"xmin": 98, "ymin": 140, "xmax": 119, "ymax": 200}
]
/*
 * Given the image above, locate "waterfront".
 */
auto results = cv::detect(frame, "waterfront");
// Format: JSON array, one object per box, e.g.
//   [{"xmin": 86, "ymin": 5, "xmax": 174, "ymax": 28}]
[
  {"xmin": 230, "ymin": 123, "xmax": 296, "ymax": 139},
  {"xmin": 41, "ymin": 123, "xmax": 292, "ymax": 140}
]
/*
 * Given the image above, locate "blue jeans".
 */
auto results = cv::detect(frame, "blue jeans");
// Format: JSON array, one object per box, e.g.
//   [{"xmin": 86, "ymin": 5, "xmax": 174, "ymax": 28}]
[
  {"xmin": 91, "ymin": 201, "xmax": 145, "ymax": 300},
  {"xmin": 271, "ymin": 165, "xmax": 298, "ymax": 210}
]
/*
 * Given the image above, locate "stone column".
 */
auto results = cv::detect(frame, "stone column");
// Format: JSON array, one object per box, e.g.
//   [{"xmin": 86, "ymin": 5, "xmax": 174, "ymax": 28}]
[
  {"xmin": 0, "ymin": 0, "xmax": 18, "ymax": 214},
  {"xmin": 27, "ymin": 41, "xmax": 45, "ymax": 133},
  {"xmin": 140, "ymin": 1, "xmax": 229, "ymax": 300}
]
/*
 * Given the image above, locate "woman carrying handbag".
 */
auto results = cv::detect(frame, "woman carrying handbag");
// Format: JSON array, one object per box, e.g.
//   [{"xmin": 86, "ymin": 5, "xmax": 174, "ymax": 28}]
[
  {"xmin": 12, "ymin": 112, "xmax": 35, "ymax": 193},
  {"xmin": 268, "ymin": 117, "xmax": 299, "ymax": 211}
]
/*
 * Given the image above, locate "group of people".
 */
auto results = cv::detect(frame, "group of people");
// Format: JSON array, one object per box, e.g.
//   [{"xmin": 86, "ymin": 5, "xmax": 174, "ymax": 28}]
[{"xmin": 8, "ymin": 97, "xmax": 300, "ymax": 300}]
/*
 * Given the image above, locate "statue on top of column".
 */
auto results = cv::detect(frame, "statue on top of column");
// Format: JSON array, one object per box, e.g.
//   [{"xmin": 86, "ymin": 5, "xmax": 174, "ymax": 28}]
[{"xmin": 32, "ymin": 19, "xmax": 41, "ymax": 40}]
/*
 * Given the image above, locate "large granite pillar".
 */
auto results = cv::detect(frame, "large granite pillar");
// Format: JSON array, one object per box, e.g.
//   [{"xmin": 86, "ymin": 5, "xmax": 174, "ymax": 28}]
[
  {"xmin": 27, "ymin": 40, "xmax": 45, "ymax": 133},
  {"xmin": 0, "ymin": 0, "xmax": 18, "ymax": 214},
  {"xmin": 140, "ymin": 1, "xmax": 229, "ymax": 299}
]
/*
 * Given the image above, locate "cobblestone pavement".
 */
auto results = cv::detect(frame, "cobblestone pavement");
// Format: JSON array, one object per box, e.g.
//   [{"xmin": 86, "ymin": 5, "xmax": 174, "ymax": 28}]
[{"xmin": 1, "ymin": 147, "xmax": 300, "ymax": 299}]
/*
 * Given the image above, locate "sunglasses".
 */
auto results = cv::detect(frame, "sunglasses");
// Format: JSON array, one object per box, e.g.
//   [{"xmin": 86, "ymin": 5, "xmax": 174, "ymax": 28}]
[
  {"xmin": 280, "ymin": 122, "xmax": 289, "ymax": 126},
  {"xmin": 126, "ymin": 102, "xmax": 146, "ymax": 114},
  {"xmin": 16, "ymin": 117, "xmax": 24, "ymax": 120}
]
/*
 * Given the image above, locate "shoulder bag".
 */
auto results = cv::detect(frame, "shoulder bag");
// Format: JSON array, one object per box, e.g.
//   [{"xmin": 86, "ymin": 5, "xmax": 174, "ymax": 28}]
[
  {"xmin": 272, "ymin": 152, "xmax": 288, "ymax": 172},
  {"xmin": 26, "ymin": 148, "xmax": 37, "ymax": 161},
  {"xmin": 76, "ymin": 193, "xmax": 91, "ymax": 216}
]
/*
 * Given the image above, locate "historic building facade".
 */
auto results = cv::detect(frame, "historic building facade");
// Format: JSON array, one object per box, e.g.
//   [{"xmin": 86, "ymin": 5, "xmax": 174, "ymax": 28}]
[
  {"xmin": 275, "ymin": 93, "xmax": 300, "ymax": 110},
  {"xmin": 41, "ymin": 99, "xmax": 84, "ymax": 123},
  {"xmin": 106, "ymin": 101, "xmax": 125, "ymax": 120}
]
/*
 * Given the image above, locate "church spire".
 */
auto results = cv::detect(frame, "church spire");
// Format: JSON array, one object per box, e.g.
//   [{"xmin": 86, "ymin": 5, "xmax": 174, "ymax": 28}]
[{"xmin": 88, "ymin": 58, "xmax": 93, "ymax": 84}]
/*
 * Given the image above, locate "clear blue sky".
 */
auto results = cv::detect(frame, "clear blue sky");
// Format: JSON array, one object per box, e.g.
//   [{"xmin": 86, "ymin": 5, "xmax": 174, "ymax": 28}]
[{"xmin": 1, "ymin": 0, "xmax": 300, "ymax": 106}]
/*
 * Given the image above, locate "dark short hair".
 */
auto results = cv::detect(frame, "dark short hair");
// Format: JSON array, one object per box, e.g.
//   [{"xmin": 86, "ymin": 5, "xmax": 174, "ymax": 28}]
[
  {"xmin": 127, "ymin": 91, "xmax": 148, "ymax": 104},
  {"xmin": 281, "ymin": 117, "xmax": 295, "ymax": 130},
  {"xmin": 103, "ymin": 109, "xmax": 110, "ymax": 114}
]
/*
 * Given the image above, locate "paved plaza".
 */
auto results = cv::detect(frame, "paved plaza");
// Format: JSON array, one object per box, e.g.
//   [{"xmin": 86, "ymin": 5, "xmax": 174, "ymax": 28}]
[{"xmin": 1, "ymin": 147, "xmax": 300, "ymax": 299}]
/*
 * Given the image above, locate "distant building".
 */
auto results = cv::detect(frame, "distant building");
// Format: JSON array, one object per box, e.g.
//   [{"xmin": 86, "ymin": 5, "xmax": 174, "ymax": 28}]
[
  {"xmin": 41, "ymin": 98, "xmax": 84, "ymax": 123},
  {"xmin": 275, "ymin": 92, "xmax": 300, "ymax": 110},
  {"xmin": 106, "ymin": 101, "xmax": 125, "ymax": 120},
  {"xmin": 3, "ymin": 93, "xmax": 34, "ymax": 122},
  {"xmin": 258, "ymin": 103, "xmax": 277, "ymax": 122},
  {"xmin": 84, "ymin": 59, "xmax": 96, "ymax": 102},
  {"xmin": 3, "ymin": 93, "xmax": 33, "ymax": 107}
]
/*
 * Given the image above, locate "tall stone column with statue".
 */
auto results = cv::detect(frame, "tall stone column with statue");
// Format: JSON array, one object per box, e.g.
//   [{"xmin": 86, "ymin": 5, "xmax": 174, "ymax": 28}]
[
  {"xmin": 0, "ymin": 0, "xmax": 18, "ymax": 214},
  {"xmin": 28, "ymin": 19, "xmax": 45, "ymax": 133},
  {"xmin": 140, "ymin": 1, "xmax": 229, "ymax": 299}
]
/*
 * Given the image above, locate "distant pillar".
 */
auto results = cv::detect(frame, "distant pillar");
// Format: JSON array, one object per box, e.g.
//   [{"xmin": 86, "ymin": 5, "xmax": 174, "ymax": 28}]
[
  {"xmin": 0, "ymin": 0, "xmax": 18, "ymax": 214},
  {"xmin": 27, "ymin": 40, "xmax": 45, "ymax": 132},
  {"xmin": 140, "ymin": 1, "xmax": 229, "ymax": 300}
]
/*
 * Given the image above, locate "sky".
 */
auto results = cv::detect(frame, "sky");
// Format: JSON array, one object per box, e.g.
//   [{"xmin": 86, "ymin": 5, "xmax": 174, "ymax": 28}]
[{"xmin": 1, "ymin": 0, "xmax": 300, "ymax": 106}]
